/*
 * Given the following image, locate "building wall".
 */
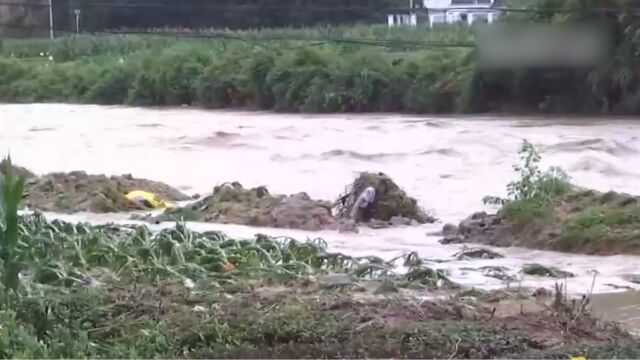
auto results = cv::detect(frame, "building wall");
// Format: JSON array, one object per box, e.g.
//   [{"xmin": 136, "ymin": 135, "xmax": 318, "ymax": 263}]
[{"xmin": 422, "ymin": 0, "xmax": 452, "ymax": 8}]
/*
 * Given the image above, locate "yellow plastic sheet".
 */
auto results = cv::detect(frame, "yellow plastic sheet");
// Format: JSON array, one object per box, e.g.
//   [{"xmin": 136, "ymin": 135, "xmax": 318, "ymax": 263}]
[{"xmin": 125, "ymin": 190, "xmax": 175, "ymax": 209}]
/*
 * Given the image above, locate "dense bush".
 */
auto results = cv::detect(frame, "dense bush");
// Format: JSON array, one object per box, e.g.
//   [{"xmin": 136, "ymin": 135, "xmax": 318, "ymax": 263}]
[
  {"xmin": 0, "ymin": 36, "xmax": 474, "ymax": 112},
  {"xmin": 2, "ymin": 2, "xmax": 640, "ymax": 116}
]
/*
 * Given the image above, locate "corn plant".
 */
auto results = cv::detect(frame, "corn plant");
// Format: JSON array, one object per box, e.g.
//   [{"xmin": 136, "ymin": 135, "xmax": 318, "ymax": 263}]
[{"xmin": 0, "ymin": 155, "xmax": 26, "ymax": 311}]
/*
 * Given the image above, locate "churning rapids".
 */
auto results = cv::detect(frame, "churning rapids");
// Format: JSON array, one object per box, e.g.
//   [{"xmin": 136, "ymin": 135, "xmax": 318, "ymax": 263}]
[{"xmin": 2, "ymin": 103, "xmax": 640, "ymax": 329}]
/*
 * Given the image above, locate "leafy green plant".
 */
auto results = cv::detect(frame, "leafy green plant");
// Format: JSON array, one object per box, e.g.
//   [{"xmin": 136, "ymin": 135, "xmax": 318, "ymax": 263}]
[
  {"xmin": 0, "ymin": 155, "xmax": 26, "ymax": 311},
  {"xmin": 489, "ymin": 140, "xmax": 571, "ymax": 225},
  {"xmin": 507, "ymin": 140, "xmax": 570, "ymax": 201}
]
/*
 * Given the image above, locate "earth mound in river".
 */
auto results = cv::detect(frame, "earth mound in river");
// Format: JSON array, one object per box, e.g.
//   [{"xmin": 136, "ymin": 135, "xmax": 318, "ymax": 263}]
[
  {"xmin": 152, "ymin": 182, "xmax": 336, "ymax": 231},
  {"xmin": 0, "ymin": 159, "xmax": 36, "ymax": 179},
  {"xmin": 21, "ymin": 169, "xmax": 189, "ymax": 213},
  {"xmin": 149, "ymin": 173, "xmax": 434, "ymax": 231},
  {"xmin": 335, "ymin": 172, "xmax": 435, "ymax": 226},
  {"xmin": 441, "ymin": 188, "xmax": 640, "ymax": 256}
]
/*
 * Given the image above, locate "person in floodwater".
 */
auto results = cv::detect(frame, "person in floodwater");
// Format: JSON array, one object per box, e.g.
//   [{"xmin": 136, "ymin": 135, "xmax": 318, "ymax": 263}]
[
  {"xmin": 349, "ymin": 186, "xmax": 376, "ymax": 222},
  {"xmin": 126, "ymin": 192, "xmax": 155, "ymax": 209}
]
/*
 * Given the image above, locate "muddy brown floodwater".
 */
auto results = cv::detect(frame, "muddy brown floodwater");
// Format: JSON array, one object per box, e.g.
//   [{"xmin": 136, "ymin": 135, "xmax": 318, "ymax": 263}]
[{"xmin": 2, "ymin": 104, "xmax": 640, "ymax": 330}]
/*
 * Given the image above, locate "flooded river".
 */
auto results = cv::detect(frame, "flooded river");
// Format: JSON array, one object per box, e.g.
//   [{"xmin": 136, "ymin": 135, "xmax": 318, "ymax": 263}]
[{"xmin": 2, "ymin": 104, "xmax": 640, "ymax": 327}]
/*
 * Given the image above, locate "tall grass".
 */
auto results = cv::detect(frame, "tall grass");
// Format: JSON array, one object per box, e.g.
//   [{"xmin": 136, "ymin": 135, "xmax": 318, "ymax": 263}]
[
  {"xmin": 0, "ymin": 25, "xmax": 473, "ymax": 61},
  {"xmin": 0, "ymin": 156, "xmax": 25, "ymax": 312},
  {"xmin": 0, "ymin": 36, "xmax": 475, "ymax": 111},
  {"xmin": 2, "ymin": 14, "xmax": 639, "ymax": 114}
]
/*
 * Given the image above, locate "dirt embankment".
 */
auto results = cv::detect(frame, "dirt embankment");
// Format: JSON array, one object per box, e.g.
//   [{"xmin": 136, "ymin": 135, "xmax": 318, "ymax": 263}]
[
  {"xmin": 5, "ymin": 163, "xmax": 433, "ymax": 231},
  {"xmin": 335, "ymin": 171, "xmax": 436, "ymax": 227},
  {"xmin": 1, "ymin": 163, "xmax": 189, "ymax": 213},
  {"xmin": 148, "ymin": 172, "xmax": 434, "ymax": 231},
  {"xmin": 103, "ymin": 278, "xmax": 633, "ymax": 359},
  {"xmin": 441, "ymin": 188, "xmax": 640, "ymax": 256}
]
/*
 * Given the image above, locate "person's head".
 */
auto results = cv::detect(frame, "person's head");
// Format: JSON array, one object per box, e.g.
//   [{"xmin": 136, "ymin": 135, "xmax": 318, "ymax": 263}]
[{"xmin": 363, "ymin": 186, "xmax": 375, "ymax": 203}]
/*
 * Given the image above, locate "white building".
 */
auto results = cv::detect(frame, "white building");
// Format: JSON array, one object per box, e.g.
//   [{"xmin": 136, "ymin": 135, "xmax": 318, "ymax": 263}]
[{"xmin": 388, "ymin": 0, "xmax": 500, "ymax": 28}]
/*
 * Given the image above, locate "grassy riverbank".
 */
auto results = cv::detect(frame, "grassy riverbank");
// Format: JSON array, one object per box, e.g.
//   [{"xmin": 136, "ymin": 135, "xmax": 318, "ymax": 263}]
[
  {"xmin": 3, "ymin": 0, "xmax": 640, "ymax": 115},
  {"xmin": 2, "ymin": 0, "xmax": 640, "ymax": 116},
  {"xmin": 0, "ymin": 158, "xmax": 636, "ymax": 358},
  {"xmin": 449, "ymin": 140, "xmax": 640, "ymax": 256},
  {"xmin": 0, "ymin": 26, "xmax": 475, "ymax": 113}
]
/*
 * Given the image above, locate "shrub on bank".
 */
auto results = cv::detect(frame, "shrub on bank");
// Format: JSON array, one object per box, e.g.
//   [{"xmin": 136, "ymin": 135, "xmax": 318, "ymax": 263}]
[
  {"xmin": 2, "ymin": 24, "xmax": 639, "ymax": 114},
  {"xmin": 0, "ymin": 40, "xmax": 471, "ymax": 112}
]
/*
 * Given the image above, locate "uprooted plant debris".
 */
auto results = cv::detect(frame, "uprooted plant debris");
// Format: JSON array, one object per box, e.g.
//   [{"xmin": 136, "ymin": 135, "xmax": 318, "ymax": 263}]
[
  {"xmin": 0, "ymin": 159, "xmax": 35, "ymax": 179},
  {"xmin": 334, "ymin": 172, "xmax": 435, "ymax": 227},
  {"xmin": 459, "ymin": 266, "xmax": 517, "ymax": 283},
  {"xmin": 454, "ymin": 246, "xmax": 504, "ymax": 260},
  {"xmin": 521, "ymin": 263, "xmax": 575, "ymax": 278}
]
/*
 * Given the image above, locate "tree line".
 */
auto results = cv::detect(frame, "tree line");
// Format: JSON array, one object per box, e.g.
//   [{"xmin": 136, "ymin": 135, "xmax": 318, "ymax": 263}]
[{"xmin": 61, "ymin": 0, "xmax": 395, "ymax": 32}]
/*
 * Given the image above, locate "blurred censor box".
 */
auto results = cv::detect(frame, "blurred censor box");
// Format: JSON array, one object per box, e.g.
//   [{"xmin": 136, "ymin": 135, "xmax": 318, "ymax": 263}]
[{"xmin": 476, "ymin": 24, "xmax": 611, "ymax": 68}]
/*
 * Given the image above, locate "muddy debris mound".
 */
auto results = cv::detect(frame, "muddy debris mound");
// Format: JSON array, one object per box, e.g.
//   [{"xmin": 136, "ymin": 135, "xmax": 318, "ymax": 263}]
[
  {"xmin": 439, "ymin": 211, "xmax": 511, "ymax": 246},
  {"xmin": 439, "ymin": 188, "xmax": 640, "ymax": 256},
  {"xmin": 151, "ymin": 182, "xmax": 336, "ymax": 231},
  {"xmin": 334, "ymin": 172, "xmax": 435, "ymax": 229},
  {"xmin": 454, "ymin": 246, "xmax": 504, "ymax": 260},
  {"xmin": 22, "ymin": 170, "xmax": 189, "ymax": 213},
  {"xmin": 0, "ymin": 159, "xmax": 36, "ymax": 179},
  {"xmin": 521, "ymin": 264, "xmax": 575, "ymax": 278},
  {"xmin": 204, "ymin": 282, "xmax": 631, "ymax": 358}
]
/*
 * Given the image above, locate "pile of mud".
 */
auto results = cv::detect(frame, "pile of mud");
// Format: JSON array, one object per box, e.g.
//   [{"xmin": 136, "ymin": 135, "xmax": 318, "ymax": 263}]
[
  {"xmin": 150, "ymin": 182, "xmax": 336, "ymax": 231},
  {"xmin": 149, "ymin": 172, "xmax": 433, "ymax": 231},
  {"xmin": 441, "ymin": 188, "xmax": 640, "ymax": 256},
  {"xmin": 335, "ymin": 172, "xmax": 436, "ymax": 227},
  {"xmin": 11, "ymin": 165, "xmax": 189, "ymax": 213},
  {"xmin": 6, "ymin": 162, "xmax": 433, "ymax": 231},
  {"xmin": 0, "ymin": 159, "xmax": 36, "ymax": 179}
]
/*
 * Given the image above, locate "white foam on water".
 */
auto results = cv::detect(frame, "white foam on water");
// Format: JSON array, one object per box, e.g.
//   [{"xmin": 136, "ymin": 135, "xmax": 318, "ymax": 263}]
[{"xmin": 4, "ymin": 104, "xmax": 640, "ymax": 297}]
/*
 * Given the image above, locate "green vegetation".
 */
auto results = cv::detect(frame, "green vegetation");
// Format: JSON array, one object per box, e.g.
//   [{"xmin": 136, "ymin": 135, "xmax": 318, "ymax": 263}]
[
  {"xmin": 486, "ymin": 139, "xmax": 572, "ymax": 227},
  {"xmin": 0, "ymin": 26, "xmax": 474, "ymax": 113},
  {"xmin": 555, "ymin": 190, "xmax": 640, "ymax": 254},
  {"xmin": 504, "ymin": 140, "xmax": 640, "ymax": 254},
  {"xmin": 477, "ymin": 140, "xmax": 640, "ymax": 255},
  {"xmin": 1, "ymin": 1, "xmax": 640, "ymax": 114},
  {"xmin": 521, "ymin": 263, "xmax": 574, "ymax": 278}
]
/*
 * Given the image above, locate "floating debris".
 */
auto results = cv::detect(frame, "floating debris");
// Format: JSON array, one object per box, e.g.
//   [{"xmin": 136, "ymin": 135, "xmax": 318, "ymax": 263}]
[
  {"xmin": 454, "ymin": 247, "xmax": 504, "ymax": 260},
  {"xmin": 521, "ymin": 263, "xmax": 575, "ymax": 278}
]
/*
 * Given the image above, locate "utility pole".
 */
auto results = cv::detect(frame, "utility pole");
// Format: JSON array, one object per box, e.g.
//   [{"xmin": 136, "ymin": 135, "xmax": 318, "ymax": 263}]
[
  {"xmin": 48, "ymin": 0, "xmax": 54, "ymax": 39},
  {"xmin": 409, "ymin": 0, "xmax": 416, "ymax": 27},
  {"xmin": 74, "ymin": 8, "xmax": 81, "ymax": 34}
]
